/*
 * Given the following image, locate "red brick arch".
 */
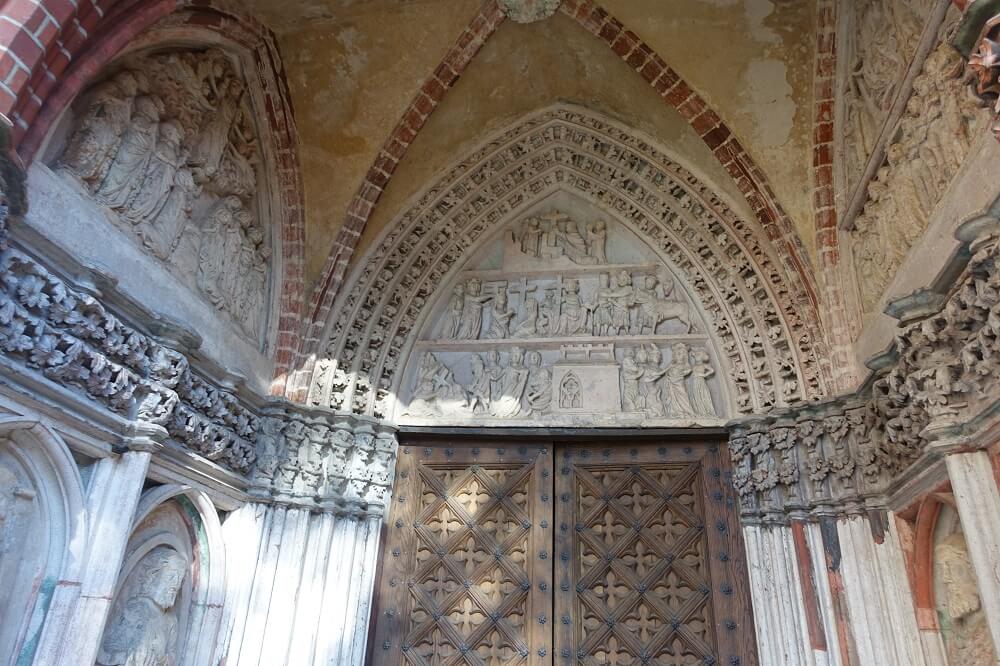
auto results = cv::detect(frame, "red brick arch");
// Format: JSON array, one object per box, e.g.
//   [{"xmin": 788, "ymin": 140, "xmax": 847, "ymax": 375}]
[
  {"xmin": 293, "ymin": 0, "xmax": 828, "ymax": 399},
  {"xmin": 0, "ymin": 0, "xmax": 306, "ymax": 391}
]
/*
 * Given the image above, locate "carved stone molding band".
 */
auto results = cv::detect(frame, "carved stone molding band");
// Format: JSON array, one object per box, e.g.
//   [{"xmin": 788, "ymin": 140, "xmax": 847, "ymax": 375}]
[
  {"xmin": 251, "ymin": 409, "xmax": 398, "ymax": 516},
  {"xmin": 731, "ymin": 221, "xmax": 1000, "ymax": 523}
]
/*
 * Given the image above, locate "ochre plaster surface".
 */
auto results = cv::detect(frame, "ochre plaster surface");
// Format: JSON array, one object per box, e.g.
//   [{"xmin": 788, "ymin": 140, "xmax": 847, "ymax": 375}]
[
  {"xmin": 350, "ymin": 12, "xmax": 767, "ymax": 272},
  {"xmin": 601, "ymin": 0, "xmax": 817, "ymax": 264},
  {"xmin": 270, "ymin": 0, "xmax": 481, "ymax": 283},
  {"xmin": 263, "ymin": 0, "xmax": 817, "ymax": 289}
]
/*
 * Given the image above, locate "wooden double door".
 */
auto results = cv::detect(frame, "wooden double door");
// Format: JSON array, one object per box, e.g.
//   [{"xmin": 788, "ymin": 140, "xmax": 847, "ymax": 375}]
[{"xmin": 370, "ymin": 435, "xmax": 756, "ymax": 666}]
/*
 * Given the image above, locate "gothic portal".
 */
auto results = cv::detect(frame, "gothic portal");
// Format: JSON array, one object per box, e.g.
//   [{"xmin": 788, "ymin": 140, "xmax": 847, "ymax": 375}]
[{"xmin": 1, "ymin": 1, "xmax": 1000, "ymax": 666}]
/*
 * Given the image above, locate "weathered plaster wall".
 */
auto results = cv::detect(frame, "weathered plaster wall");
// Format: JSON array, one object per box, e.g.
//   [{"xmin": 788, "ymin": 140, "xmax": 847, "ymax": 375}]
[
  {"xmin": 273, "ymin": 0, "xmax": 481, "ymax": 283},
  {"xmin": 351, "ymin": 11, "xmax": 763, "ymax": 270},
  {"xmin": 601, "ymin": 0, "xmax": 817, "ymax": 265}
]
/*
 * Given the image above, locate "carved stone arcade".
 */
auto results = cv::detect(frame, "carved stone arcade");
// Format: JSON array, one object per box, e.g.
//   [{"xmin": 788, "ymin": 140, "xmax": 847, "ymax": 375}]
[
  {"xmin": 53, "ymin": 47, "xmax": 272, "ymax": 345},
  {"xmin": 308, "ymin": 107, "xmax": 827, "ymax": 425}
]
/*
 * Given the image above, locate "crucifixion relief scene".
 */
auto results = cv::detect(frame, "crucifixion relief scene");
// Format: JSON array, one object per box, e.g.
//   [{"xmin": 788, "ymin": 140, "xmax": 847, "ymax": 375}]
[{"xmin": 1, "ymin": 0, "xmax": 999, "ymax": 664}]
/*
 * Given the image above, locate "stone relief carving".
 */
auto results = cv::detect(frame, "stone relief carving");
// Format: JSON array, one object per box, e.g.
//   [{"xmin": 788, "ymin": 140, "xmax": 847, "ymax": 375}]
[
  {"xmin": 732, "ymin": 224, "xmax": 1000, "ymax": 522},
  {"xmin": 848, "ymin": 28, "xmax": 986, "ymax": 312},
  {"xmin": 97, "ymin": 545, "xmax": 188, "ymax": 666},
  {"xmin": 0, "ymin": 247, "xmax": 257, "ymax": 473},
  {"xmin": 967, "ymin": 12, "xmax": 1000, "ymax": 142},
  {"xmin": 308, "ymin": 110, "xmax": 824, "ymax": 422},
  {"xmin": 396, "ymin": 212, "xmax": 723, "ymax": 425},
  {"xmin": 935, "ymin": 531, "xmax": 997, "ymax": 665},
  {"xmin": 841, "ymin": 0, "xmax": 933, "ymax": 192},
  {"xmin": 499, "ymin": 0, "xmax": 562, "ymax": 24},
  {"xmin": 55, "ymin": 48, "xmax": 271, "ymax": 342}
]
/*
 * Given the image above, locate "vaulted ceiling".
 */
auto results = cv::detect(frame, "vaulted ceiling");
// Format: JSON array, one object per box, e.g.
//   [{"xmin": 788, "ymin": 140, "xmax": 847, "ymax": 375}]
[{"xmin": 242, "ymin": 0, "xmax": 818, "ymax": 291}]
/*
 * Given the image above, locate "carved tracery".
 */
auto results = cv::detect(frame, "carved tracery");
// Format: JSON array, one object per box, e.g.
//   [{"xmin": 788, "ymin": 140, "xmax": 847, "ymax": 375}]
[
  {"xmin": 308, "ymin": 107, "xmax": 825, "ymax": 423},
  {"xmin": 53, "ymin": 47, "xmax": 272, "ymax": 343}
]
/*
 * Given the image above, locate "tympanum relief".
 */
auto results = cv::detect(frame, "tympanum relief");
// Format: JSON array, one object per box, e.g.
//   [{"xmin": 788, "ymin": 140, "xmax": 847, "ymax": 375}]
[
  {"xmin": 54, "ymin": 48, "xmax": 271, "ymax": 343},
  {"xmin": 399, "ymin": 209, "xmax": 725, "ymax": 426}
]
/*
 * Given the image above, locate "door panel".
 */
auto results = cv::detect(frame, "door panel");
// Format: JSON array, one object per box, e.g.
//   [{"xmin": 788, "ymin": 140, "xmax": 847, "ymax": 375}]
[
  {"xmin": 552, "ymin": 443, "xmax": 755, "ymax": 665},
  {"xmin": 372, "ymin": 441, "xmax": 554, "ymax": 665},
  {"xmin": 371, "ymin": 438, "xmax": 755, "ymax": 666}
]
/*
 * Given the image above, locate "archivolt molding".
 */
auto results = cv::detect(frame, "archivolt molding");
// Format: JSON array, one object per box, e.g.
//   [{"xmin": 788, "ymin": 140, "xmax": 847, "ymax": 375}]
[{"xmin": 308, "ymin": 106, "xmax": 829, "ymax": 422}]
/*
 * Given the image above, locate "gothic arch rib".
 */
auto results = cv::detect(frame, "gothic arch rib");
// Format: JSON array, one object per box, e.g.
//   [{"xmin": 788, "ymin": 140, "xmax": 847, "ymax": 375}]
[
  {"xmin": 307, "ymin": 105, "xmax": 828, "ymax": 421},
  {"xmin": 298, "ymin": 0, "xmax": 826, "ymax": 400}
]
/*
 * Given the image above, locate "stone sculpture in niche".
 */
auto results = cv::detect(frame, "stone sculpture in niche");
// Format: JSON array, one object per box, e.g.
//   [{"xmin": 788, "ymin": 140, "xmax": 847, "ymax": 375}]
[
  {"xmin": 97, "ymin": 545, "xmax": 188, "ymax": 666},
  {"xmin": 935, "ymin": 532, "xmax": 996, "ymax": 665},
  {"xmin": 56, "ymin": 48, "xmax": 270, "ymax": 343}
]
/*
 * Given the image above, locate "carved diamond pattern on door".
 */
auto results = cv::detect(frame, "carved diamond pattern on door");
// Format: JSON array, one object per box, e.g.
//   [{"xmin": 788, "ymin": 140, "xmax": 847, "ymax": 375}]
[
  {"xmin": 373, "ymin": 443, "xmax": 553, "ymax": 666},
  {"xmin": 553, "ymin": 443, "xmax": 756, "ymax": 666},
  {"xmin": 373, "ymin": 440, "xmax": 754, "ymax": 666}
]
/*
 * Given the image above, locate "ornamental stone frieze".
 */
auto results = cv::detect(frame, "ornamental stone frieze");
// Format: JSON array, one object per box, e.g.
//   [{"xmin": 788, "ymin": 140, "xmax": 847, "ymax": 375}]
[
  {"xmin": 731, "ymin": 216, "xmax": 1000, "ymax": 523},
  {"xmin": 251, "ymin": 408, "xmax": 398, "ymax": 516}
]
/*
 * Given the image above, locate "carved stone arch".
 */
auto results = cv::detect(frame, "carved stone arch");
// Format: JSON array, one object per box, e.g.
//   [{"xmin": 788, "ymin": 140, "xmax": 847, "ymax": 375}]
[
  {"xmin": 29, "ymin": 5, "xmax": 304, "ymax": 380},
  {"xmin": 0, "ymin": 418, "xmax": 87, "ymax": 664},
  {"xmin": 99, "ymin": 484, "xmax": 226, "ymax": 666},
  {"xmin": 308, "ymin": 105, "xmax": 827, "ymax": 422}
]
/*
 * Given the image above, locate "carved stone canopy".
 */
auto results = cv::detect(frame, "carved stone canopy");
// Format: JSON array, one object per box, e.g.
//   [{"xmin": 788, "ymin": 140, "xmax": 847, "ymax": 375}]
[{"xmin": 500, "ymin": 0, "xmax": 562, "ymax": 23}]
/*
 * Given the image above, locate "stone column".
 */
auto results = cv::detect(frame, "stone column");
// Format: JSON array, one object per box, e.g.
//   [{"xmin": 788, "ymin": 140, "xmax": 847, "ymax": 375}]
[
  {"xmin": 32, "ymin": 428, "xmax": 158, "ymax": 665},
  {"xmin": 216, "ymin": 411, "xmax": 396, "ymax": 666},
  {"xmin": 945, "ymin": 450, "xmax": 1000, "ymax": 654}
]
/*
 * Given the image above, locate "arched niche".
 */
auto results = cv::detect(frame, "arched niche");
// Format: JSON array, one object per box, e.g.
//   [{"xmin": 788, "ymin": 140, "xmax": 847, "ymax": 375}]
[
  {"xmin": 97, "ymin": 485, "xmax": 226, "ymax": 666},
  {"xmin": 26, "ymin": 17, "xmax": 297, "ymax": 390},
  {"xmin": 307, "ymin": 105, "xmax": 826, "ymax": 423},
  {"xmin": 0, "ymin": 418, "xmax": 87, "ymax": 665}
]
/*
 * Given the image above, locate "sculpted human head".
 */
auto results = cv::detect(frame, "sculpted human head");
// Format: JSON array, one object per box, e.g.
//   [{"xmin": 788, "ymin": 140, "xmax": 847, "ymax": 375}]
[{"xmin": 138, "ymin": 546, "xmax": 188, "ymax": 610}]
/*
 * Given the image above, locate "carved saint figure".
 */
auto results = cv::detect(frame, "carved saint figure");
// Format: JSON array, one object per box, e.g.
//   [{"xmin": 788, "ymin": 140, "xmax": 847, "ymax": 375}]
[
  {"xmin": 140, "ymin": 167, "xmax": 200, "ymax": 260},
  {"xmin": 97, "ymin": 546, "xmax": 188, "ymax": 666},
  {"xmin": 689, "ymin": 349, "xmax": 717, "ymax": 417},
  {"xmin": 935, "ymin": 532, "xmax": 996, "ymax": 665},
  {"xmin": 513, "ymin": 296, "xmax": 541, "ymax": 338},
  {"xmin": 196, "ymin": 196, "xmax": 243, "ymax": 307},
  {"xmin": 97, "ymin": 95, "xmax": 162, "ymax": 209},
  {"xmin": 555, "ymin": 279, "xmax": 587, "ymax": 336},
  {"xmin": 489, "ymin": 347, "xmax": 529, "ymax": 418},
  {"xmin": 515, "ymin": 217, "xmax": 542, "ymax": 257},
  {"xmin": 608, "ymin": 271, "xmax": 634, "ymax": 335},
  {"xmin": 662, "ymin": 343, "xmax": 695, "ymax": 418},
  {"xmin": 486, "ymin": 287, "xmax": 515, "ymax": 339},
  {"xmin": 467, "ymin": 355, "xmax": 492, "ymax": 414},
  {"xmin": 621, "ymin": 348, "xmax": 644, "ymax": 412},
  {"xmin": 538, "ymin": 289, "xmax": 559, "ymax": 337},
  {"xmin": 590, "ymin": 272, "xmax": 613, "ymax": 336},
  {"xmin": 559, "ymin": 373, "xmax": 582, "ymax": 409},
  {"xmin": 523, "ymin": 350, "xmax": 551, "ymax": 415},
  {"xmin": 126, "ymin": 120, "xmax": 186, "ymax": 223},
  {"xmin": 640, "ymin": 346, "xmax": 667, "ymax": 416},
  {"xmin": 442, "ymin": 284, "xmax": 465, "ymax": 339},
  {"xmin": 585, "ymin": 220, "xmax": 607, "ymax": 263},
  {"xmin": 61, "ymin": 71, "xmax": 142, "ymax": 186},
  {"xmin": 407, "ymin": 353, "xmax": 465, "ymax": 417},
  {"xmin": 553, "ymin": 218, "xmax": 597, "ymax": 264},
  {"xmin": 456, "ymin": 278, "xmax": 493, "ymax": 340}
]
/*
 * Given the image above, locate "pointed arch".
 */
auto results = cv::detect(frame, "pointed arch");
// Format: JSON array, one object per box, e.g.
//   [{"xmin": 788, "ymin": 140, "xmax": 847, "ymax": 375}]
[
  {"xmin": 306, "ymin": 105, "xmax": 828, "ymax": 422},
  {"xmin": 296, "ymin": 1, "xmax": 826, "ymax": 403}
]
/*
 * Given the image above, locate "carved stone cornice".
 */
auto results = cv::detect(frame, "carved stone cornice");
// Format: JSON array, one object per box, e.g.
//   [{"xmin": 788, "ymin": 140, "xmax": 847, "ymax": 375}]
[{"xmin": 731, "ymin": 216, "xmax": 1000, "ymax": 524}]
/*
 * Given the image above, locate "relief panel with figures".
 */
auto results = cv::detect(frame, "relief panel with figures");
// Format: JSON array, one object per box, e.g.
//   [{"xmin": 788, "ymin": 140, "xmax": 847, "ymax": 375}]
[{"xmin": 396, "ymin": 202, "xmax": 727, "ymax": 428}]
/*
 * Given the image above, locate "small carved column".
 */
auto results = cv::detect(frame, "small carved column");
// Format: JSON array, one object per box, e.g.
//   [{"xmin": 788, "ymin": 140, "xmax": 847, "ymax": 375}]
[
  {"xmin": 34, "ymin": 426, "xmax": 161, "ymax": 665},
  {"xmin": 943, "ymin": 448, "xmax": 1000, "ymax": 654}
]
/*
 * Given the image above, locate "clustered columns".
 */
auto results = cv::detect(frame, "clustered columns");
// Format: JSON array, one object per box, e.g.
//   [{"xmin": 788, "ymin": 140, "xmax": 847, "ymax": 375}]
[{"xmin": 727, "ymin": 216, "xmax": 1000, "ymax": 664}]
